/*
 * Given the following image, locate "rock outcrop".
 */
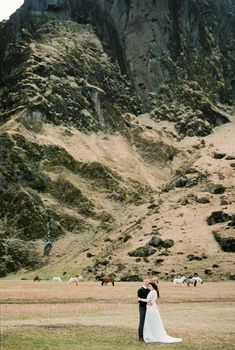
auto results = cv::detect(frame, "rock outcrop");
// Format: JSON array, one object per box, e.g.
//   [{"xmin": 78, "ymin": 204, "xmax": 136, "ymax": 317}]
[{"xmin": 0, "ymin": 0, "xmax": 234, "ymax": 279}]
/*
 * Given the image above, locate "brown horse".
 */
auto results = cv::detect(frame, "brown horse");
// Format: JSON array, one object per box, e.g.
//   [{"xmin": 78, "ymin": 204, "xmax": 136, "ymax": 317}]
[
  {"xmin": 33, "ymin": 275, "xmax": 40, "ymax": 282},
  {"xmin": 101, "ymin": 274, "xmax": 115, "ymax": 286}
]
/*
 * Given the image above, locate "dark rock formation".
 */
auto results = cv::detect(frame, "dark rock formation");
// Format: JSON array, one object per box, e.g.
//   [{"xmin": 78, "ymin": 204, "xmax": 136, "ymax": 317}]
[
  {"xmin": 149, "ymin": 236, "xmax": 174, "ymax": 249},
  {"xmin": 175, "ymin": 176, "xmax": 189, "ymax": 188},
  {"xmin": 187, "ymin": 254, "xmax": 203, "ymax": 261},
  {"xmin": 148, "ymin": 235, "xmax": 163, "ymax": 248},
  {"xmin": 164, "ymin": 170, "xmax": 205, "ymax": 192},
  {"xmin": 207, "ymin": 211, "xmax": 230, "ymax": 225},
  {"xmin": 128, "ymin": 245, "xmax": 156, "ymax": 257},
  {"xmin": 196, "ymin": 197, "xmax": 210, "ymax": 204},
  {"xmin": 220, "ymin": 196, "xmax": 232, "ymax": 205},
  {"xmin": 228, "ymin": 215, "xmax": 235, "ymax": 227},
  {"xmin": 213, "ymin": 152, "xmax": 226, "ymax": 159},
  {"xmin": 162, "ymin": 239, "xmax": 175, "ymax": 249},
  {"xmin": 1, "ymin": 0, "xmax": 234, "ymax": 128},
  {"xmin": 225, "ymin": 155, "xmax": 235, "ymax": 160},
  {"xmin": 207, "ymin": 183, "xmax": 226, "ymax": 194},
  {"xmin": 213, "ymin": 232, "xmax": 235, "ymax": 252}
]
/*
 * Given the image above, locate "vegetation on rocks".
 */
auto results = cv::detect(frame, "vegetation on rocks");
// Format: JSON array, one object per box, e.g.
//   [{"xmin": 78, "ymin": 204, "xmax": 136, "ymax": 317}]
[
  {"xmin": 0, "ymin": 0, "xmax": 234, "ymax": 279},
  {"xmin": 0, "ymin": 236, "xmax": 41, "ymax": 277}
]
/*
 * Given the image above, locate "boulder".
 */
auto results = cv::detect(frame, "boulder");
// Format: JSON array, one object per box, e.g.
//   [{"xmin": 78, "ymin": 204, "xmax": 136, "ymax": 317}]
[
  {"xmin": 128, "ymin": 245, "xmax": 156, "ymax": 257},
  {"xmin": 228, "ymin": 215, "xmax": 235, "ymax": 227},
  {"xmin": 196, "ymin": 197, "xmax": 210, "ymax": 204},
  {"xmin": 207, "ymin": 211, "xmax": 230, "ymax": 225},
  {"xmin": 123, "ymin": 235, "xmax": 132, "ymax": 242},
  {"xmin": 162, "ymin": 239, "xmax": 175, "ymax": 248},
  {"xmin": 187, "ymin": 254, "xmax": 203, "ymax": 261},
  {"xmin": 213, "ymin": 152, "xmax": 226, "ymax": 159},
  {"xmin": 148, "ymin": 235, "xmax": 163, "ymax": 247},
  {"xmin": 213, "ymin": 232, "xmax": 235, "ymax": 252},
  {"xmin": 220, "ymin": 196, "xmax": 232, "ymax": 205},
  {"xmin": 175, "ymin": 176, "xmax": 188, "ymax": 187},
  {"xmin": 207, "ymin": 183, "xmax": 226, "ymax": 194}
]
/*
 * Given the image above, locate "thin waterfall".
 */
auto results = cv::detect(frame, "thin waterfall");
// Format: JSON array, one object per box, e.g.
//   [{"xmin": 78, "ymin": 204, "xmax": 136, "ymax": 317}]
[{"xmin": 92, "ymin": 90, "xmax": 105, "ymax": 127}]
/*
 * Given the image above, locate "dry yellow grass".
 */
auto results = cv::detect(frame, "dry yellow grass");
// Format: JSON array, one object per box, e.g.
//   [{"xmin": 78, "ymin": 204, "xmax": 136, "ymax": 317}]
[
  {"xmin": 1, "ymin": 281, "xmax": 234, "ymax": 327},
  {"xmin": 1, "ymin": 280, "xmax": 235, "ymax": 303}
]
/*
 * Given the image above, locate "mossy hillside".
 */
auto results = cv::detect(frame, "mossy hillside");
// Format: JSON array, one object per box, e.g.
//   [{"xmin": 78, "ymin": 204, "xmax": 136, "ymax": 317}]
[
  {"xmin": 132, "ymin": 132, "xmax": 178, "ymax": 163},
  {"xmin": 76, "ymin": 161, "xmax": 152, "ymax": 204},
  {"xmin": 149, "ymin": 80, "xmax": 232, "ymax": 137},
  {"xmin": 1, "ymin": 130, "xmax": 152, "ymax": 205},
  {"xmin": 0, "ymin": 129, "xmax": 153, "ymax": 246},
  {"xmin": 148, "ymin": 14, "xmax": 234, "ymax": 137},
  {"xmin": 49, "ymin": 209, "xmax": 94, "ymax": 234},
  {"xmin": 46, "ymin": 173, "xmax": 95, "ymax": 216},
  {"xmin": 41, "ymin": 141, "xmax": 152, "ymax": 205},
  {"xmin": 0, "ymin": 186, "xmax": 49, "ymax": 240},
  {"xmin": 0, "ymin": 16, "xmax": 141, "ymax": 131},
  {"xmin": 0, "ymin": 237, "xmax": 42, "ymax": 277}
]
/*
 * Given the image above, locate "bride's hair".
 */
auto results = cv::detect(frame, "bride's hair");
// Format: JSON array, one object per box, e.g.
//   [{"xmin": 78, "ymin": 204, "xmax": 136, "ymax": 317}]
[{"xmin": 149, "ymin": 282, "xmax": 160, "ymax": 298}]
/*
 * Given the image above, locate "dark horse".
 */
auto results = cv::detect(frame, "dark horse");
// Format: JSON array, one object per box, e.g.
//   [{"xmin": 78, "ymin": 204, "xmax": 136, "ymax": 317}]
[
  {"xmin": 101, "ymin": 274, "xmax": 115, "ymax": 286},
  {"xmin": 184, "ymin": 277, "xmax": 197, "ymax": 287},
  {"xmin": 33, "ymin": 275, "xmax": 41, "ymax": 282}
]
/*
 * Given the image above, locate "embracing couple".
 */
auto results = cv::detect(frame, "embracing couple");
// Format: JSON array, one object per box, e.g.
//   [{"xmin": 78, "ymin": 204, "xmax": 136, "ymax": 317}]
[{"xmin": 137, "ymin": 278, "xmax": 182, "ymax": 344}]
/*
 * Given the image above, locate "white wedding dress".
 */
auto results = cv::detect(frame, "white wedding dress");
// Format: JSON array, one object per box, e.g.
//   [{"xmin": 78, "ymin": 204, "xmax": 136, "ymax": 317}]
[{"xmin": 141, "ymin": 290, "xmax": 182, "ymax": 343}]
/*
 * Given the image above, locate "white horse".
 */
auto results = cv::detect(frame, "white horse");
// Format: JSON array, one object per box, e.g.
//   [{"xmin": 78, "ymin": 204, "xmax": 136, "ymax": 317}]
[
  {"xmin": 52, "ymin": 276, "xmax": 62, "ymax": 283},
  {"xmin": 173, "ymin": 276, "xmax": 186, "ymax": 285},
  {"xmin": 78, "ymin": 275, "xmax": 84, "ymax": 282},
  {"xmin": 193, "ymin": 276, "xmax": 203, "ymax": 284},
  {"xmin": 68, "ymin": 277, "xmax": 78, "ymax": 286}
]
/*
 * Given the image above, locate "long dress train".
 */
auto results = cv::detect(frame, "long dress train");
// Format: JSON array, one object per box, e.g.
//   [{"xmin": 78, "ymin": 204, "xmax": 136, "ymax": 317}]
[{"xmin": 140, "ymin": 290, "xmax": 182, "ymax": 343}]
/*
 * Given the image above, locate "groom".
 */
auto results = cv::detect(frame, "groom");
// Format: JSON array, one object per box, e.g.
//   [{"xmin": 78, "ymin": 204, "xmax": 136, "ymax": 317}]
[{"xmin": 137, "ymin": 278, "xmax": 150, "ymax": 341}]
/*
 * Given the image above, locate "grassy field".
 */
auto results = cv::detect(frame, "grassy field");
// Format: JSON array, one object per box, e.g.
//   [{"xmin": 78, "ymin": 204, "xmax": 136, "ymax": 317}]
[{"xmin": 1, "ymin": 281, "xmax": 235, "ymax": 350}]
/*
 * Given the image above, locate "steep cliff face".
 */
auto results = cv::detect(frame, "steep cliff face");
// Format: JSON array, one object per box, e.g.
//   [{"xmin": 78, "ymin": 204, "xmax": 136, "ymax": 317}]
[
  {"xmin": 1, "ymin": 0, "xmax": 234, "ymax": 134},
  {"xmin": 97, "ymin": 0, "xmax": 234, "ymax": 135},
  {"xmin": 0, "ymin": 0, "xmax": 234, "ymax": 280},
  {"xmin": 100, "ymin": 0, "xmax": 235, "ymax": 95}
]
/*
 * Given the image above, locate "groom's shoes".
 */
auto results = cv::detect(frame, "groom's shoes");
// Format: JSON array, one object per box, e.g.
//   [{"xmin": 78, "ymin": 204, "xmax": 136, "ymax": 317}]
[{"xmin": 139, "ymin": 338, "xmax": 144, "ymax": 342}]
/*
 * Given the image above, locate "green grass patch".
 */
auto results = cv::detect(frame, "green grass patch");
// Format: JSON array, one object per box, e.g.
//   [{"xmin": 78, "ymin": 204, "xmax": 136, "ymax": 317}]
[{"xmin": 1, "ymin": 326, "xmax": 233, "ymax": 350}]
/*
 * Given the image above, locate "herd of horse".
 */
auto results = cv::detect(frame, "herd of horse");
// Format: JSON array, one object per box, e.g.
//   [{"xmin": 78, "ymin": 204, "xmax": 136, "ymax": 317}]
[
  {"xmin": 51, "ymin": 275, "xmax": 115, "ymax": 285},
  {"xmin": 51, "ymin": 276, "xmax": 84, "ymax": 285},
  {"xmin": 49, "ymin": 274, "xmax": 115, "ymax": 286},
  {"xmin": 34, "ymin": 274, "xmax": 203, "ymax": 287},
  {"xmin": 99, "ymin": 275, "xmax": 203, "ymax": 287},
  {"xmin": 33, "ymin": 275, "xmax": 84, "ymax": 284},
  {"xmin": 173, "ymin": 276, "xmax": 203, "ymax": 286}
]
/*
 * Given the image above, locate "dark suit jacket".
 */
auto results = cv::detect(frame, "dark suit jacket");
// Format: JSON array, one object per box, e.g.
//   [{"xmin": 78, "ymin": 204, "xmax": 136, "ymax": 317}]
[{"xmin": 138, "ymin": 287, "xmax": 150, "ymax": 308}]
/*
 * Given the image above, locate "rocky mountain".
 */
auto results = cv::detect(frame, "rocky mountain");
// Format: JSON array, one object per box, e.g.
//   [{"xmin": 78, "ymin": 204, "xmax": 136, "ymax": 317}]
[{"xmin": 0, "ymin": 0, "xmax": 234, "ymax": 281}]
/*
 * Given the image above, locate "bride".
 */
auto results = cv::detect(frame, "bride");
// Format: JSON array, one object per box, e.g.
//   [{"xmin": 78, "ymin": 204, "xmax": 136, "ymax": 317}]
[{"xmin": 138, "ymin": 282, "xmax": 182, "ymax": 343}]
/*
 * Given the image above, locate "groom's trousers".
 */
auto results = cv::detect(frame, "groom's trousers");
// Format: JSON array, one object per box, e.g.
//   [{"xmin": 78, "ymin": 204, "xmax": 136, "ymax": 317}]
[{"xmin": 138, "ymin": 306, "xmax": 146, "ymax": 340}]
